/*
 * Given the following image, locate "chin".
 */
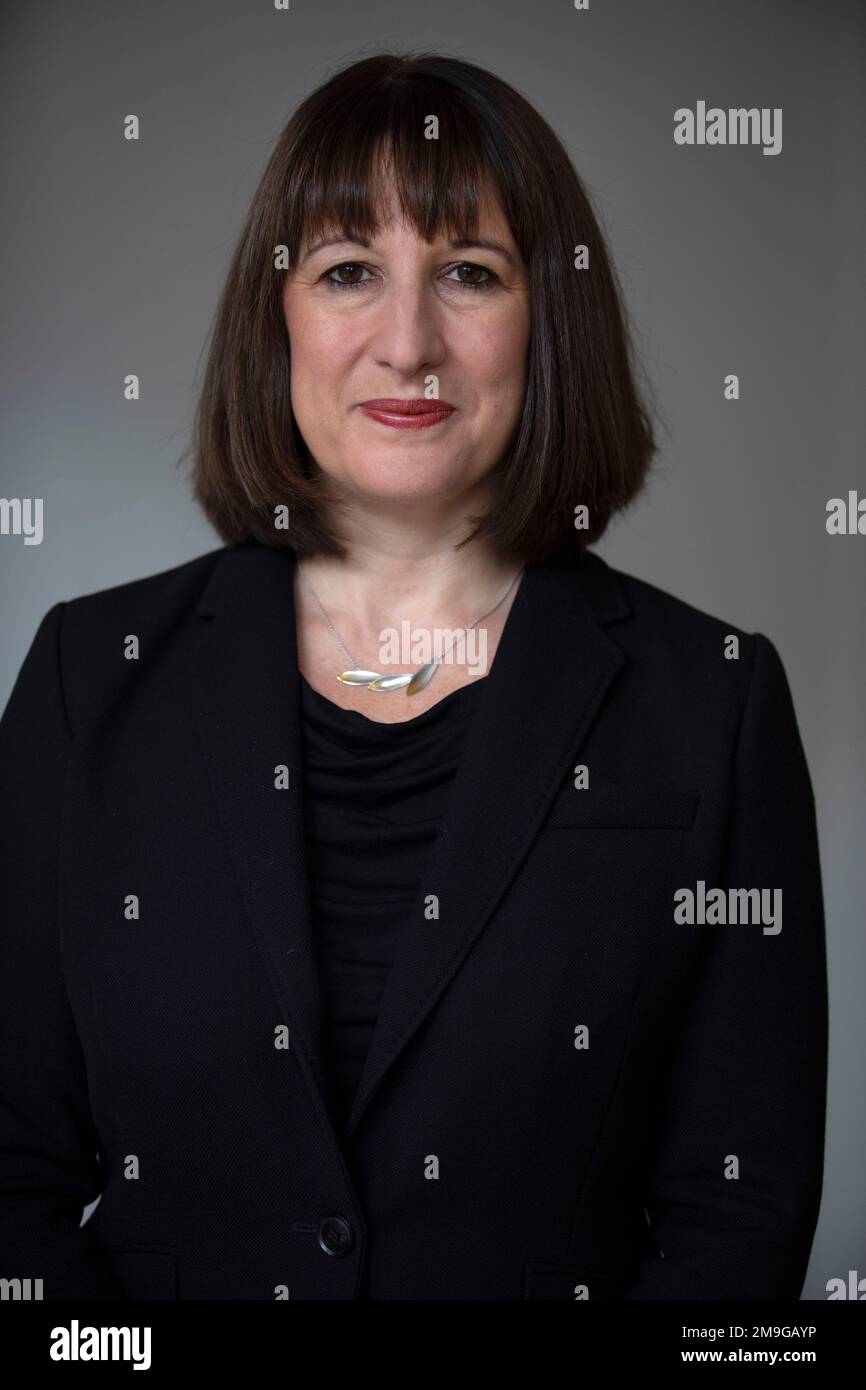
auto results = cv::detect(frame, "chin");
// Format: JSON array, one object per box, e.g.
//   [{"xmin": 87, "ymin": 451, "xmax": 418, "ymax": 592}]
[{"xmin": 337, "ymin": 455, "xmax": 473, "ymax": 502}]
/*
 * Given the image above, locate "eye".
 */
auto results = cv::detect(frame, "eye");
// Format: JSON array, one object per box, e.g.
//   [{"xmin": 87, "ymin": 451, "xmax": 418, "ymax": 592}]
[
  {"xmin": 323, "ymin": 262, "xmax": 373, "ymax": 290},
  {"xmin": 444, "ymin": 262, "xmax": 498, "ymax": 291}
]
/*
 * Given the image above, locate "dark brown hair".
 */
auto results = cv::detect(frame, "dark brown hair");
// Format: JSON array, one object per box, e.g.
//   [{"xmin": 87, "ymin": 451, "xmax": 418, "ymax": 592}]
[{"xmin": 184, "ymin": 51, "xmax": 659, "ymax": 563}]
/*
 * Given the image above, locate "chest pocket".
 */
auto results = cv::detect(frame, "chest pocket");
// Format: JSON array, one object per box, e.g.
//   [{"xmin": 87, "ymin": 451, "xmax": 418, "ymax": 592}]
[{"xmin": 543, "ymin": 783, "xmax": 701, "ymax": 829}]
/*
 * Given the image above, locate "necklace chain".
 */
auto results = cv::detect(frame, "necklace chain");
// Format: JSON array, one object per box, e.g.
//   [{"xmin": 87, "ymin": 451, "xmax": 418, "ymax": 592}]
[{"xmin": 296, "ymin": 555, "xmax": 524, "ymax": 688}]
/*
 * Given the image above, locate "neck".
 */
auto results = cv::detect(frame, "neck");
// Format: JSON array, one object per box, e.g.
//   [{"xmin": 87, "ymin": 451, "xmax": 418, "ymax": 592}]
[{"xmin": 296, "ymin": 494, "xmax": 521, "ymax": 634}]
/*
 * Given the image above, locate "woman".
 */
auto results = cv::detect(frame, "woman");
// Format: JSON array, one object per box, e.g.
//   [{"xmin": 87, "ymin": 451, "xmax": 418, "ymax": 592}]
[{"xmin": 0, "ymin": 52, "xmax": 826, "ymax": 1301}]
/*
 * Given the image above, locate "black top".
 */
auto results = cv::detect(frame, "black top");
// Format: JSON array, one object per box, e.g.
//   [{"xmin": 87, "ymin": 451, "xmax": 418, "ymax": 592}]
[{"xmin": 298, "ymin": 673, "xmax": 485, "ymax": 1133}]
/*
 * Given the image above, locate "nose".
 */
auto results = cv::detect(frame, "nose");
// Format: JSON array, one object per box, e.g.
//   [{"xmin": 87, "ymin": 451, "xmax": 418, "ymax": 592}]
[{"xmin": 370, "ymin": 277, "xmax": 446, "ymax": 377}]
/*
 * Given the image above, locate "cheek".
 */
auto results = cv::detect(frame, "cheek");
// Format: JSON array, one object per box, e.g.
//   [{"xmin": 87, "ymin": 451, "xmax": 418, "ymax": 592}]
[
  {"xmin": 472, "ymin": 341, "xmax": 529, "ymax": 405},
  {"xmin": 288, "ymin": 334, "xmax": 348, "ymax": 424},
  {"xmin": 465, "ymin": 304, "xmax": 530, "ymax": 392},
  {"xmin": 286, "ymin": 311, "xmax": 327, "ymax": 364},
  {"xmin": 284, "ymin": 290, "xmax": 348, "ymax": 372}
]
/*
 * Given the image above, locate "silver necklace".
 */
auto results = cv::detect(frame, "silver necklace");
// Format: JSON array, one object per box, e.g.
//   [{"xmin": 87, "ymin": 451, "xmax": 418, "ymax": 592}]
[{"xmin": 297, "ymin": 557, "xmax": 524, "ymax": 696}]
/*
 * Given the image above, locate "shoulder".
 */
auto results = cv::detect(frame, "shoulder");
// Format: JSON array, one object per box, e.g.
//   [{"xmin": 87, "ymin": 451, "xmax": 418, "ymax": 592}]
[
  {"xmin": 3, "ymin": 545, "xmax": 232, "ymax": 720},
  {"xmin": 573, "ymin": 553, "xmax": 815, "ymax": 798},
  {"xmin": 61, "ymin": 543, "xmax": 228, "ymax": 629},
  {"xmin": 583, "ymin": 550, "xmax": 750, "ymax": 647},
  {"xmin": 44, "ymin": 543, "xmax": 235, "ymax": 723},
  {"xmin": 579, "ymin": 550, "xmax": 794, "ymax": 727}
]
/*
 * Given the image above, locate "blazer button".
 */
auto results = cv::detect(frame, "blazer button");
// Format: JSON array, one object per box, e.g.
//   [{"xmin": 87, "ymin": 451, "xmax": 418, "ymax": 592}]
[{"xmin": 318, "ymin": 1214, "xmax": 355, "ymax": 1257}]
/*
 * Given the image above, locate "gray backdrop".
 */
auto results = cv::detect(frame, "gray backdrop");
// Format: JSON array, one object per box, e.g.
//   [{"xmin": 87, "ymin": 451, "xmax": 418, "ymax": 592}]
[{"xmin": 1, "ymin": 0, "xmax": 863, "ymax": 1299}]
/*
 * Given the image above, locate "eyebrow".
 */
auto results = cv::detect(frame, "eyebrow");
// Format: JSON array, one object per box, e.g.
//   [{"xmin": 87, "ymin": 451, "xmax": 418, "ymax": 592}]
[{"xmin": 300, "ymin": 234, "xmax": 520, "ymax": 271}]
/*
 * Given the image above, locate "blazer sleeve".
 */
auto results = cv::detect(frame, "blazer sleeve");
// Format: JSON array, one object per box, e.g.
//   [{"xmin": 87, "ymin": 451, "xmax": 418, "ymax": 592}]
[
  {"xmin": 0, "ymin": 602, "xmax": 126, "ymax": 1298},
  {"xmin": 623, "ymin": 632, "xmax": 829, "ymax": 1300}
]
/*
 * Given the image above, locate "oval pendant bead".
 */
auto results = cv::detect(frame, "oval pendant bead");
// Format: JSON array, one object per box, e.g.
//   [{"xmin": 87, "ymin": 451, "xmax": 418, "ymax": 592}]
[
  {"xmin": 337, "ymin": 670, "xmax": 383, "ymax": 685},
  {"xmin": 367, "ymin": 672, "xmax": 414, "ymax": 691},
  {"xmin": 405, "ymin": 661, "xmax": 439, "ymax": 695}
]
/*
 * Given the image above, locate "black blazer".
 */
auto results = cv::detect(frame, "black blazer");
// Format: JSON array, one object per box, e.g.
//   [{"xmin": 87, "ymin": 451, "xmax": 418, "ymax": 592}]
[{"xmin": 0, "ymin": 540, "xmax": 827, "ymax": 1301}]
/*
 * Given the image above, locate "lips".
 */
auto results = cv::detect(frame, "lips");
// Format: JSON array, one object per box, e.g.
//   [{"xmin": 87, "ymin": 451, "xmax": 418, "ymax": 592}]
[{"xmin": 359, "ymin": 398, "xmax": 456, "ymax": 431}]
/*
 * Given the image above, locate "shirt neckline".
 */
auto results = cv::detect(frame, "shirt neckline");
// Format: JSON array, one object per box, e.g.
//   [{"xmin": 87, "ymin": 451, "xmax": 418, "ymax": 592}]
[{"xmin": 299, "ymin": 671, "xmax": 486, "ymax": 731}]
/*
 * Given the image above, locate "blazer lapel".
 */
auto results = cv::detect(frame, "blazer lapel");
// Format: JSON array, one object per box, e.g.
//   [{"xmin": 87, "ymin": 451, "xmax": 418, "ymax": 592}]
[
  {"xmin": 345, "ymin": 544, "xmax": 632, "ymax": 1134},
  {"xmin": 185, "ymin": 539, "xmax": 633, "ymax": 1144},
  {"xmin": 186, "ymin": 541, "xmax": 335, "ymax": 1137}
]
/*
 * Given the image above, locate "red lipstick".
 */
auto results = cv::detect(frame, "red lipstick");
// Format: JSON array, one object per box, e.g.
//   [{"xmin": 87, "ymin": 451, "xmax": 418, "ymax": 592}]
[{"xmin": 359, "ymin": 398, "xmax": 456, "ymax": 431}]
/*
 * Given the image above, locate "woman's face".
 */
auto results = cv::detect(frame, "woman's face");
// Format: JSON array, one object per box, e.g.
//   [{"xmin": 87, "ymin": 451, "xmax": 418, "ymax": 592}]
[{"xmin": 282, "ymin": 182, "xmax": 531, "ymax": 511}]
